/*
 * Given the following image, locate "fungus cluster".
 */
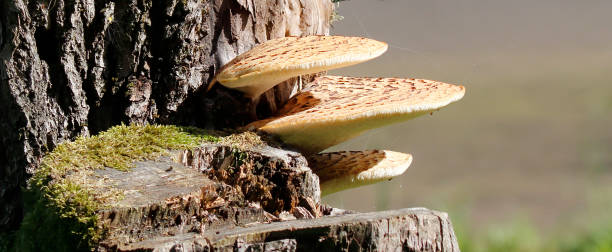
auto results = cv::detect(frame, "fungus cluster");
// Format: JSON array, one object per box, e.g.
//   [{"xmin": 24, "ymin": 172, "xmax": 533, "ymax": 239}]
[{"xmin": 209, "ymin": 35, "xmax": 465, "ymax": 196}]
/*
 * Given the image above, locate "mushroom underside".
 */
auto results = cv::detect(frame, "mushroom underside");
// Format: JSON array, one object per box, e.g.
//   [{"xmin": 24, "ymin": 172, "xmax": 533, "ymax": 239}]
[{"xmin": 308, "ymin": 150, "xmax": 413, "ymax": 196}]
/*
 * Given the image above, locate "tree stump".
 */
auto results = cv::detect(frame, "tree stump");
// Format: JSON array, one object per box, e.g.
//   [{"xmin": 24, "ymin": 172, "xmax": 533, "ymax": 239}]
[{"xmin": 9, "ymin": 125, "xmax": 458, "ymax": 251}]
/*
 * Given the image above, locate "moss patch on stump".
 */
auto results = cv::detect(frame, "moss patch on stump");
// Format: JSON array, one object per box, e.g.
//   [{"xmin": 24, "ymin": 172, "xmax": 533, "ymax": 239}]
[{"xmin": 13, "ymin": 125, "xmax": 219, "ymax": 251}]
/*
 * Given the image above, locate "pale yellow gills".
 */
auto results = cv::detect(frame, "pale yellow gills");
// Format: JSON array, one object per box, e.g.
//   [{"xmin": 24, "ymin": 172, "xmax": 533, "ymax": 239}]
[
  {"xmin": 308, "ymin": 150, "xmax": 412, "ymax": 196},
  {"xmin": 208, "ymin": 36, "xmax": 388, "ymax": 98},
  {"xmin": 245, "ymin": 76, "xmax": 466, "ymax": 154}
]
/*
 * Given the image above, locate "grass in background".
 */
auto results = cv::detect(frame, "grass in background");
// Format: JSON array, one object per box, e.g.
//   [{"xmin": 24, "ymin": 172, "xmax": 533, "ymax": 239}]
[
  {"xmin": 453, "ymin": 211, "xmax": 547, "ymax": 252},
  {"xmin": 452, "ymin": 211, "xmax": 612, "ymax": 252},
  {"xmin": 449, "ymin": 191, "xmax": 612, "ymax": 252}
]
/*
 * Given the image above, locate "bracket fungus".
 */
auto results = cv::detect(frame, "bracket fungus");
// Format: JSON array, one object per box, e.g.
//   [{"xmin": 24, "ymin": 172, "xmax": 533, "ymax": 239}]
[
  {"xmin": 208, "ymin": 36, "xmax": 388, "ymax": 98},
  {"xmin": 308, "ymin": 150, "xmax": 413, "ymax": 196},
  {"xmin": 245, "ymin": 75, "xmax": 466, "ymax": 155},
  {"xmin": 207, "ymin": 35, "xmax": 466, "ymax": 199}
]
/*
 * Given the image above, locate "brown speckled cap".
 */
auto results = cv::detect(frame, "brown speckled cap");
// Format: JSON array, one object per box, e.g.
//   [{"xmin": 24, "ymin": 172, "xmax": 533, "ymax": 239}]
[
  {"xmin": 308, "ymin": 150, "xmax": 412, "ymax": 196},
  {"xmin": 246, "ymin": 75, "xmax": 466, "ymax": 154},
  {"xmin": 208, "ymin": 36, "xmax": 388, "ymax": 98}
]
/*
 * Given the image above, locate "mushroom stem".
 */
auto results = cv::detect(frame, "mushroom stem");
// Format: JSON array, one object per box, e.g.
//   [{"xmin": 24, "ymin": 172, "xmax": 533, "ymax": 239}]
[
  {"xmin": 206, "ymin": 76, "xmax": 218, "ymax": 92},
  {"xmin": 248, "ymin": 96, "xmax": 261, "ymax": 121}
]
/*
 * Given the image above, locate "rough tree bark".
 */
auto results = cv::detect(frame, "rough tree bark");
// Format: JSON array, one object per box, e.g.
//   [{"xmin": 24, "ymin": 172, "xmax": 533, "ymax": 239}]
[{"xmin": 0, "ymin": 0, "xmax": 332, "ymax": 231}]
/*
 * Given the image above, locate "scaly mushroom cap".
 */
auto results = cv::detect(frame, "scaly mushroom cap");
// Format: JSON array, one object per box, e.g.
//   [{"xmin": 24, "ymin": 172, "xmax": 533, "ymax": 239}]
[
  {"xmin": 308, "ymin": 150, "xmax": 412, "ymax": 196},
  {"xmin": 246, "ymin": 76, "xmax": 466, "ymax": 154},
  {"xmin": 208, "ymin": 36, "xmax": 388, "ymax": 98}
]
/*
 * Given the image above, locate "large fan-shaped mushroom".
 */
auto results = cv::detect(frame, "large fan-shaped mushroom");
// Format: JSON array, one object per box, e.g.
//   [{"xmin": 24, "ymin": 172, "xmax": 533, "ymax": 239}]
[
  {"xmin": 208, "ymin": 36, "xmax": 388, "ymax": 98},
  {"xmin": 246, "ymin": 76, "xmax": 466, "ymax": 154}
]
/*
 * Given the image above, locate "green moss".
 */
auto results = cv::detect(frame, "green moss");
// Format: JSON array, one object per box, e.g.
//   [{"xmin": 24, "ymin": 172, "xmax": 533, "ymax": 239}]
[
  {"xmin": 13, "ymin": 124, "xmax": 219, "ymax": 251},
  {"xmin": 0, "ymin": 231, "xmax": 14, "ymax": 252},
  {"xmin": 231, "ymin": 148, "xmax": 250, "ymax": 172}
]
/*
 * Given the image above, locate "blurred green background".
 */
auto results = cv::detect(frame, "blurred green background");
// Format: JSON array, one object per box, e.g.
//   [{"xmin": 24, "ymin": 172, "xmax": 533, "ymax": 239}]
[{"xmin": 326, "ymin": 0, "xmax": 612, "ymax": 251}]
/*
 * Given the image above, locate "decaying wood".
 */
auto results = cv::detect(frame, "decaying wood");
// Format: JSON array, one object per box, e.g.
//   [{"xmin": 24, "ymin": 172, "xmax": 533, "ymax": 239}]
[
  {"xmin": 176, "ymin": 144, "xmax": 321, "ymax": 214},
  {"xmin": 0, "ymin": 0, "xmax": 332, "ymax": 230},
  {"xmin": 91, "ymin": 143, "xmax": 320, "ymax": 248},
  {"xmin": 110, "ymin": 208, "xmax": 459, "ymax": 252},
  {"xmin": 11, "ymin": 139, "xmax": 457, "ymax": 251}
]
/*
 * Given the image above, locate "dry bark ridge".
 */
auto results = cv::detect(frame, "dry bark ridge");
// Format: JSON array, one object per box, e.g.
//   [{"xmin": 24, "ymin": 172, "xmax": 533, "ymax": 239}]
[{"xmin": 0, "ymin": 0, "xmax": 331, "ymax": 230}]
